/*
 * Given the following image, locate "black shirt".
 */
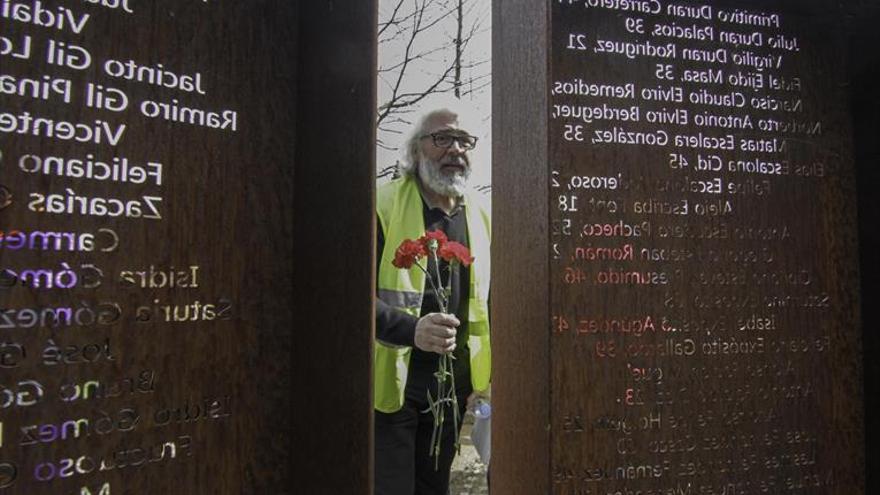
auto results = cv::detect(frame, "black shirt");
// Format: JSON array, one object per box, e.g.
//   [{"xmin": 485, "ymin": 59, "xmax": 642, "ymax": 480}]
[{"xmin": 376, "ymin": 197, "xmax": 472, "ymax": 399}]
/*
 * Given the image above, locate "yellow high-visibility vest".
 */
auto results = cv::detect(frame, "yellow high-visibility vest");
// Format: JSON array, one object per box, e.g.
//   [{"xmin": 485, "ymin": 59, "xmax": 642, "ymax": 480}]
[{"xmin": 375, "ymin": 176, "xmax": 491, "ymax": 413}]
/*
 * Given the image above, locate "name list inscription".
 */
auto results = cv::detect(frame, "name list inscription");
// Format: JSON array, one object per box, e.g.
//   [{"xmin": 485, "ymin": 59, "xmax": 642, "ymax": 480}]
[
  {"xmin": 550, "ymin": 1, "xmax": 860, "ymax": 494},
  {"xmin": 1, "ymin": 1, "xmax": 240, "ymax": 492}
]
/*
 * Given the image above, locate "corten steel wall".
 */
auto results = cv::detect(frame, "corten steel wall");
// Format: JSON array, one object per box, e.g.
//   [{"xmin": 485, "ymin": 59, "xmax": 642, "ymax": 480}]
[
  {"xmin": 493, "ymin": 0, "xmax": 865, "ymax": 493},
  {"xmin": 491, "ymin": 1, "xmax": 552, "ymax": 493},
  {"xmin": 0, "ymin": 2, "xmax": 298, "ymax": 494},
  {"xmin": 851, "ymin": 3, "xmax": 880, "ymax": 492},
  {"xmin": 293, "ymin": 1, "xmax": 376, "ymax": 495}
]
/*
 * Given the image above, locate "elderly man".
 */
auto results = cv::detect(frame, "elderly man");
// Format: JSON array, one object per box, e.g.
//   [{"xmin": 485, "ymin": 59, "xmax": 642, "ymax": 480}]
[{"xmin": 374, "ymin": 100, "xmax": 491, "ymax": 495}]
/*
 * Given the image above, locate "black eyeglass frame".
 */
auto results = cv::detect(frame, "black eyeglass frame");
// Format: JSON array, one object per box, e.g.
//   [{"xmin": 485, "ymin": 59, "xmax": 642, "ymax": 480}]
[{"xmin": 419, "ymin": 132, "xmax": 478, "ymax": 150}]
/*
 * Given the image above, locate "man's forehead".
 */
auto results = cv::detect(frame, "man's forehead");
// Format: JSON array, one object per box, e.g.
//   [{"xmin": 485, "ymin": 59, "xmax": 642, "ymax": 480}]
[{"xmin": 424, "ymin": 112, "xmax": 470, "ymax": 134}]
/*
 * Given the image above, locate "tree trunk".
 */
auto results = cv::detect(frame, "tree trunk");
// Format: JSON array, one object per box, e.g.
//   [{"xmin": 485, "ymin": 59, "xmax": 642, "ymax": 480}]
[{"xmin": 454, "ymin": 0, "xmax": 463, "ymax": 98}]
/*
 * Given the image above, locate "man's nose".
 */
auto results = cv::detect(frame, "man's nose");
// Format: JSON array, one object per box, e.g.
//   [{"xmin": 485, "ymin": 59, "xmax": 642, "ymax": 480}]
[{"xmin": 448, "ymin": 139, "xmax": 466, "ymax": 153}]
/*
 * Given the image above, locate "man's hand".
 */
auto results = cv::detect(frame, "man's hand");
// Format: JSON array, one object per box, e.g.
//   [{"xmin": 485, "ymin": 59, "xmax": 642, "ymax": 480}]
[{"xmin": 414, "ymin": 312, "xmax": 459, "ymax": 354}]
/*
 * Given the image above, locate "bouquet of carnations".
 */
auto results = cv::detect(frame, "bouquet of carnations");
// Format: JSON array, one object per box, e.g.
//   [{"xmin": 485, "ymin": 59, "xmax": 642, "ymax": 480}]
[{"xmin": 391, "ymin": 230, "xmax": 474, "ymax": 468}]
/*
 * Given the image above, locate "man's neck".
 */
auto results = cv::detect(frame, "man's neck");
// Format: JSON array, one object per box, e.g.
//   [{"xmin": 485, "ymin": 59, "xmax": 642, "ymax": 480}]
[{"xmin": 416, "ymin": 178, "xmax": 459, "ymax": 215}]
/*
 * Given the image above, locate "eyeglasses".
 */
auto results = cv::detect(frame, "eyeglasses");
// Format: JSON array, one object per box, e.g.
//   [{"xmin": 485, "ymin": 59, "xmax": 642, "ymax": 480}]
[{"xmin": 420, "ymin": 132, "xmax": 478, "ymax": 150}]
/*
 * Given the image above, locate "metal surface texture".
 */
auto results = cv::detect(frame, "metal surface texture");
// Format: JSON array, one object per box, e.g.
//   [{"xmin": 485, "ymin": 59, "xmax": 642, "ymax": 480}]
[
  {"xmin": 0, "ymin": 2, "xmax": 299, "ymax": 493},
  {"xmin": 294, "ymin": 0, "xmax": 377, "ymax": 493},
  {"xmin": 546, "ymin": 1, "xmax": 863, "ymax": 493},
  {"xmin": 494, "ymin": 0, "xmax": 866, "ymax": 493},
  {"xmin": 492, "ymin": 1, "xmax": 552, "ymax": 493}
]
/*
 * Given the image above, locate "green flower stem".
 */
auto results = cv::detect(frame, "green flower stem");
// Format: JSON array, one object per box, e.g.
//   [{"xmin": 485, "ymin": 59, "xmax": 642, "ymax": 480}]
[
  {"xmin": 431, "ymin": 249, "xmax": 449, "ymax": 310},
  {"xmin": 446, "ymin": 264, "xmax": 461, "ymax": 453},
  {"xmin": 413, "ymin": 251, "xmax": 461, "ymax": 469}
]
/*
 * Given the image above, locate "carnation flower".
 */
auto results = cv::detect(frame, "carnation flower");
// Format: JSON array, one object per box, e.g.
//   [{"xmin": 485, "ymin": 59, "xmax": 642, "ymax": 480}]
[
  {"xmin": 438, "ymin": 241, "xmax": 474, "ymax": 266},
  {"xmin": 392, "ymin": 239, "xmax": 427, "ymax": 269},
  {"xmin": 419, "ymin": 230, "xmax": 448, "ymax": 250},
  {"xmin": 392, "ymin": 229, "xmax": 476, "ymax": 468}
]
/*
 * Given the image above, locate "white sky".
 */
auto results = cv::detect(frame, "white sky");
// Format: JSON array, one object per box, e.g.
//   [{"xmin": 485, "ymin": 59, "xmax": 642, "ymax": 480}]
[{"xmin": 376, "ymin": 0, "xmax": 492, "ymax": 189}]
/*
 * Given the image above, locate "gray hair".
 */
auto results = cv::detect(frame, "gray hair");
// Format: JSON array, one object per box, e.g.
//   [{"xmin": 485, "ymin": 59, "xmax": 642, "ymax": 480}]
[{"xmin": 401, "ymin": 96, "xmax": 477, "ymax": 177}]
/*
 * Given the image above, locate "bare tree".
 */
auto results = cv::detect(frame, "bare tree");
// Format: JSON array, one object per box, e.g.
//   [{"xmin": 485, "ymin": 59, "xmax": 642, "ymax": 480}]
[
  {"xmin": 454, "ymin": 0, "xmax": 463, "ymax": 97},
  {"xmin": 377, "ymin": 0, "xmax": 491, "ymax": 169}
]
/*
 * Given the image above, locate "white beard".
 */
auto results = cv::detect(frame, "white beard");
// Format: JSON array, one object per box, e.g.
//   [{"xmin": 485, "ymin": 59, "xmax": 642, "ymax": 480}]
[{"xmin": 417, "ymin": 157, "xmax": 470, "ymax": 198}]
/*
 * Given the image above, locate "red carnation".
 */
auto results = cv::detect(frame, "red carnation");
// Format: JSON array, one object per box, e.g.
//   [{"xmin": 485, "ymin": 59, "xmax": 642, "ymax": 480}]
[
  {"xmin": 389, "ymin": 229, "xmax": 474, "ymax": 463},
  {"xmin": 392, "ymin": 239, "xmax": 426, "ymax": 269},
  {"xmin": 438, "ymin": 241, "xmax": 474, "ymax": 266},
  {"xmin": 419, "ymin": 230, "xmax": 448, "ymax": 250}
]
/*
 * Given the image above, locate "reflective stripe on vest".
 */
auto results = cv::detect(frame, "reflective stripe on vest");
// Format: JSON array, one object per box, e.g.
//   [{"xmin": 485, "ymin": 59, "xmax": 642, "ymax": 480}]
[{"xmin": 375, "ymin": 177, "xmax": 491, "ymax": 413}]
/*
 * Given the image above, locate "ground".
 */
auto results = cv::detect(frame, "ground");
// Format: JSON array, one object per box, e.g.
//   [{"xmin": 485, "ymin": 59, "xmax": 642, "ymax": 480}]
[{"xmin": 449, "ymin": 416, "xmax": 489, "ymax": 495}]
